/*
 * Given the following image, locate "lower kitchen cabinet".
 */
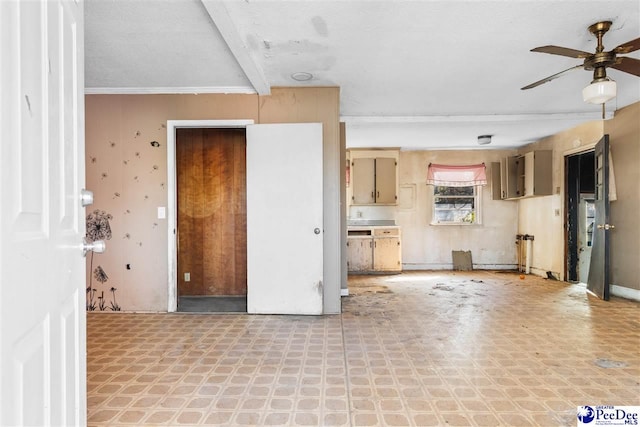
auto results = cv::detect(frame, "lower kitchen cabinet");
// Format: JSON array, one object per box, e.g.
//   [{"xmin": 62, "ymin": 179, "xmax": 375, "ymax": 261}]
[
  {"xmin": 373, "ymin": 236, "xmax": 401, "ymax": 271},
  {"xmin": 347, "ymin": 227, "xmax": 402, "ymax": 273},
  {"xmin": 346, "ymin": 236, "xmax": 373, "ymax": 272}
]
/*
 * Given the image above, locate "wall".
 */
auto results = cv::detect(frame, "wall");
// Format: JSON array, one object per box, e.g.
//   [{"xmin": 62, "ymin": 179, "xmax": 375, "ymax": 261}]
[
  {"xmin": 85, "ymin": 88, "xmax": 342, "ymax": 312},
  {"xmin": 516, "ymin": 120, "xmax": 603, "ymax": 280},
  {"xmin": 604, "ymin": 102, "xmax": 640, "ymax": 291},
  {"xmin": 518, "ymin": 101, "xmax": 639, "ymax": 292},
  {"xmin": 347, "ymin": 149, "xmax": 520, "ymax": 270}
]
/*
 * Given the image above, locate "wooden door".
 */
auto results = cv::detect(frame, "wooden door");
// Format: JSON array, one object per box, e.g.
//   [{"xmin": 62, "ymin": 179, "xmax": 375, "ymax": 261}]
[
  {"xmin": 0, "ymin": 0, "xmax": 86, "ymax": 425},
  {"xmin": 176, "ymin": 128, "xmax": 247, "ymax": 296},
  {"xmin": 587, "ymin": 135, "xmax": 611, "ymax": 300},
  {"xmin": 246, "ymin": 123, "xmax": 323, "ymax": 315}
]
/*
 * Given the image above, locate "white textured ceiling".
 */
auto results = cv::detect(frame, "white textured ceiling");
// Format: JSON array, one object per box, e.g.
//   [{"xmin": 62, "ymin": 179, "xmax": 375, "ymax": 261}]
[{"xmin": 85, "ymin": 0, "xmax": 640, "ymax": 149}]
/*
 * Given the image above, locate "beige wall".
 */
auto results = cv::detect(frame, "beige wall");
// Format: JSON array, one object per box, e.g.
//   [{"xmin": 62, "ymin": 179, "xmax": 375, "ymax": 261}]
[
  {"xmin": 517, "ymin": 101, "xmax": 639, "ymax": 291},
  {"xmin": 348, "ymin": 149, "xmax": 520, "ymax": 270},
  {"xmin": 85, "ymin": 89, "xmax": 341, "ymax": 312},
  {"xmin": 516, "ymin": 120, "xmax": 604, "ymax": 280},
  {"xmin": 604, "ymin": 102, "xmax": 640, "ymax": 290}
]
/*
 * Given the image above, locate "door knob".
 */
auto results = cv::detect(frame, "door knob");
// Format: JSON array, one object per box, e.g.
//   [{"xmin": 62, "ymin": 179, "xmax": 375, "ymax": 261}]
[
  {"xmin": 314, "ymin": 228, "xmax": 321, "ymax": 235},
  {"xmin": 596, "ymin": 224, "xmax": 615, "ymax": 230},
  {"xmin": 80, "ymin": 189, "xmax": 94, "ymax": 207},
  {"xmin": 83, "ymin": 238, "xmax": 106, "ymax": 257}
]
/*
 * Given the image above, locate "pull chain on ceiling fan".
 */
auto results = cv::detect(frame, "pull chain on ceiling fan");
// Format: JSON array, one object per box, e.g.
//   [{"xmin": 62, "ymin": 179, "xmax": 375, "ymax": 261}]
[{"xmin": 521, "ymin": 21, "xmax": 640, "ymax": 107}]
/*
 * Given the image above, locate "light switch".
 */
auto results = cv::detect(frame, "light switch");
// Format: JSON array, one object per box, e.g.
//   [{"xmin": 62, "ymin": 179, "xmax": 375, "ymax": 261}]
[
  {"xmin": 157, "ymin": 207, "xmax": 166, "ymax": 219},
  {"xmin": 184, "ymin": 272, "xmax": 190, "ymax": 282}
]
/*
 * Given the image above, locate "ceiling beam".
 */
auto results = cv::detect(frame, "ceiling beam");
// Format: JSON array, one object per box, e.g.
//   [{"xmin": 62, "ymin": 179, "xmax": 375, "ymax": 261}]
[{"xmin": 201, "ymin": 0, "xmax": 270, "ymax": 95}]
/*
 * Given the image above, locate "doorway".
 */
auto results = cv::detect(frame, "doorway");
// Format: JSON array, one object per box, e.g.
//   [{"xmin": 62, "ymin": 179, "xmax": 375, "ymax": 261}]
[
  {"xmin": 565, "ymin": 150, "xmax": 595, "ymax": 283},
  {"xmin": 176, "ymin": 128, "xmax": 247, "ymax": 312}
]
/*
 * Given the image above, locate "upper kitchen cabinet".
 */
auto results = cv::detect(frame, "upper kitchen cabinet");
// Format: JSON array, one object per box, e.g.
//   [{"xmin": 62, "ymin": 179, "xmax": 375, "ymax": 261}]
[
  {"xmin": 349, "ymin": 150, "xmax": 398, "ymax": 205},
  {"xmin": 494, "ymin": 150, "xmax": 552, "ymax": 200}
]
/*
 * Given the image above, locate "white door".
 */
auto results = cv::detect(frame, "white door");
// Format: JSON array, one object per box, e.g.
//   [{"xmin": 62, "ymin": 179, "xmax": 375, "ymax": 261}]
[
  {"xmin": 0, "ymin": 1, "xmax": 86, "ymax": 425},
  {"xmin": 246, "ymin": 123, "xmax": 323, "ymax": 315}
]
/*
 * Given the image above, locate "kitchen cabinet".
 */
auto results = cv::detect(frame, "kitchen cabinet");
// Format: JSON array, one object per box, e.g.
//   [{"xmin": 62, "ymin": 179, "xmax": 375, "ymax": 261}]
[
  {"xmin": 346, "ymin": 235, "xmax": 373, "ymax": 272},
  {"xmin": 494, "ymin": 150, "xmax": 552, "ymax": 200},
  {"xmin": 351, "ymin": 157, "xmax": 397, "ymax": 205},
  {"xmin": 347, "ymin": 227, "xmax": 402, "ymax": 273},
  {"xmin": 523, "ymin": 150, "xmax": 552, "ymax": 197},
  {"xmin": 372, "ymin": 228, "xmax": 401, "ymax": 271}
]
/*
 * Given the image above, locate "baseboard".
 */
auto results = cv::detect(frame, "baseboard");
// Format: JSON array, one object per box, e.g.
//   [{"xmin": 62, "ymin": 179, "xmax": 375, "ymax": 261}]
[
  {"xmin": 611, "ymin": 285, "xmax": 640, "ymax": 302},
  {"xmin": 402, "ymin": 263, "xmax": 517, "ymax": 271}
]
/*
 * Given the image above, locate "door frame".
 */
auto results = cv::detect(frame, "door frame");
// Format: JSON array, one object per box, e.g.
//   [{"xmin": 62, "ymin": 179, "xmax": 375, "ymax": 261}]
[
  {"xmin": 564, "ymin": 148, "xmax": 595, "ymax": 282},
  {"xmin": 167, "ymin": 120, "xmax": 254, "ymax": 312},
  {"xmin": 563, "ymin": 144, "xmax": 597, "ymax": 282}
]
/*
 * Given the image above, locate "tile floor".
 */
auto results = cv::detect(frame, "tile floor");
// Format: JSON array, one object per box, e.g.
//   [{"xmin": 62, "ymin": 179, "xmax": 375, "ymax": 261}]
[{"xmin": 87, "ymin": 271, "xmax": 640, "ymax": 426}]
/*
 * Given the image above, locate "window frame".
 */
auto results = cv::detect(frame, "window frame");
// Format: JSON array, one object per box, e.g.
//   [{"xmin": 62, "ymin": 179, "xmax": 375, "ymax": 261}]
[{"xmin": 430, "ymin": 184, "xmax": 482, "ymax": 226}]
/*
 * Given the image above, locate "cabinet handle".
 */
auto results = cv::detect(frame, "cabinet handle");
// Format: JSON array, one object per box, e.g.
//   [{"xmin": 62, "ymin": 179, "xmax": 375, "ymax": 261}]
[
  {"xmin": 371, "ymin": 191, "xmax": 374, "ymax": 199},
  {"xmin": 376, "ymin": 191, "xmax": 380, "ymax": 199}
]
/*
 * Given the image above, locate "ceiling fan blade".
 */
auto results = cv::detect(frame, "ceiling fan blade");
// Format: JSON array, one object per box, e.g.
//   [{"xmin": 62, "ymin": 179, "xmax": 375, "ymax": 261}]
[
  {"xmin": 521, "ymin": 64, "xmax": 584, "ymax": 90},
  {"xmin": 613, "ymin": 37, "xmax": 640, "ymax": 54},
  {"xmin": 611, "ymin": 56, "xmax": 640, "ymax": 77},
  {"xmin": 531, "ymin": 45, "xmax": 591, "ymax": 58}
]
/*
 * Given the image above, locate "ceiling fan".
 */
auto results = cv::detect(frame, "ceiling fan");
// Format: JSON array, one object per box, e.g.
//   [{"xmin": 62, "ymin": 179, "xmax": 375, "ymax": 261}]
[{"xmin": 521, "ymin": 21, "xmax": 640, "ymax": 104}]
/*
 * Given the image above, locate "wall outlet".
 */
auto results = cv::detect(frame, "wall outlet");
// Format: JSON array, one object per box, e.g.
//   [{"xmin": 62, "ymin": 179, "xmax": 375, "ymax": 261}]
[
  {"xmin": 184, "ymin": 272, "xmax": 190, "ymax": 282},
  {"xmin": 158, "ymin": 206, "xmax": 166, "ymax": 219}
]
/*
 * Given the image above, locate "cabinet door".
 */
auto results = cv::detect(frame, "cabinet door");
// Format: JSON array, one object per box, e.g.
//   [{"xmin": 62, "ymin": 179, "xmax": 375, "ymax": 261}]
[
  {"xmin": 532, "ymin": 150, "xmax": 552, "ymax": 196},
  {"xmin": 373, "ymin": 237, "xmax": 401, "ymax": 271},
  {"xmin": 524, "ymin": 151, "xmax": 535, "ymax": 197},
  {"xmin": 500, "ymin": 158, "xmax": 508, "ymax": 199},
  {"xmin": 375, "ymin": 157, "xmax": 397, "ymax": 204},
  {"xmin": 347, "ymin": 237, "xmax": 373, "ymax": 272},
  {"xmin": 491, "ymin": 162, "xmax": 502, "ymax": 200},
  {"xmin": 506, "ymin": 156, "xmax": 521, "ymax": 198},
  {"xmin": 352, "ymin": 158, "xmax": 375, "ymax": 204}
]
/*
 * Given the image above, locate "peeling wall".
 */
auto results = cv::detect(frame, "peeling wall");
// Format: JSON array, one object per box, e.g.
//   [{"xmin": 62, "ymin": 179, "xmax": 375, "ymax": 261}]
[
  {"xmin": 348, "ymin": 149, "xmax": 520, "ymax": 270},
  {"xmin": 516, "ymin": 120, "xmax": 604, "ymax": 280},
  {"xmin": 517, "ymin": 101, "xmax": 639, "ymax": 292}
]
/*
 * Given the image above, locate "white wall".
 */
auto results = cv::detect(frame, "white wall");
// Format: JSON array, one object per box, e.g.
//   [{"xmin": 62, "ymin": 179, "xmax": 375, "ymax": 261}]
[{"xmin": 348, "ymin": 149, "xmax": 520, "ymax": 270}]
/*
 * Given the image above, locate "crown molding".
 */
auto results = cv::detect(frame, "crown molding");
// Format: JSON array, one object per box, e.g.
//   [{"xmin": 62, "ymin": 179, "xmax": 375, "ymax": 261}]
[
  {"xmin": 84, "ymin": 86, "xmax": 257, "ymax": 95},
  {"xmin": 341, "ymin": 112, "xmax": 614, "ymax": 124}
]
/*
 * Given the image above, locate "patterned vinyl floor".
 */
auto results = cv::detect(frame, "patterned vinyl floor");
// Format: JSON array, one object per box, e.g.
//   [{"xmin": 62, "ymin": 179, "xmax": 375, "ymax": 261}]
[{"xmin": 87, "ymin": 271, "xmax": 640, "ymax": 426}]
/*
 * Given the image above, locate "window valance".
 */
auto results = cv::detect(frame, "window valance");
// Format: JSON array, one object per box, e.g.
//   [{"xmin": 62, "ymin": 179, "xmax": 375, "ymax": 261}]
[{"xmin": 426, "ymin": 163, "xmax": 487, "ymax": 187}]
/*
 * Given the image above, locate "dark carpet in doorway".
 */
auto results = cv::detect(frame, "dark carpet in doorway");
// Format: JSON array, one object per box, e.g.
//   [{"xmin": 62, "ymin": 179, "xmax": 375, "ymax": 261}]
[{"xmin": 178, "ymin": 296, "xmax": 247, "ymax": 313}]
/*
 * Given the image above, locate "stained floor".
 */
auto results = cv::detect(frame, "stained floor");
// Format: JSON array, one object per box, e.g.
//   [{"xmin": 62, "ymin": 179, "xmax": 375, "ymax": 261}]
[{"xmin": 87, "ymin": 271, "xmax": 640, "ymax": 426}]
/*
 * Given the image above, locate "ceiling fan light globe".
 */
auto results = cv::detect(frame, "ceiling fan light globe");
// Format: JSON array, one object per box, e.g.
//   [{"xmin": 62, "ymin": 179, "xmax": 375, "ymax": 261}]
[{"xmin": 582, "ymin": 80, "xmax": 617, "ymax": 104}]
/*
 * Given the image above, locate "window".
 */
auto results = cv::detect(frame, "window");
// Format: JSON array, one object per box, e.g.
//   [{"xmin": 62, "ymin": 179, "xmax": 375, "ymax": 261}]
[
  {"xmin": 432, "ymin": 185, "xmax": 481, "ymax": 225},
  {"xmin": 426, "ymin": 163, "xmax": 486, "ymax": 225}
]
